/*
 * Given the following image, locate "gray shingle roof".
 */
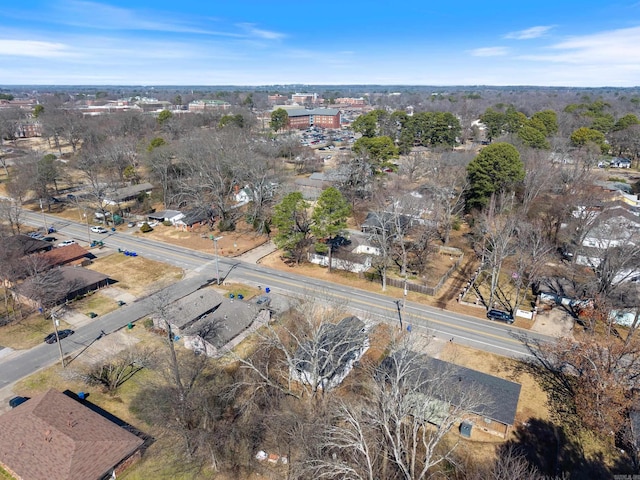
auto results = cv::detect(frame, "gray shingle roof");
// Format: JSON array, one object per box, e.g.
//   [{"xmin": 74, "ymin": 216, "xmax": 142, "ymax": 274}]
[{"xmin": 381, "ymin": 353, "xmax": 521, "ymax": 426}]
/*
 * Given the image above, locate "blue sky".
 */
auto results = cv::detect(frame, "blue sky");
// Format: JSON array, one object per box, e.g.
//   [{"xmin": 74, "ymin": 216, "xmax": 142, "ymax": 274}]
[{"xmin": 2, "ymin": 0, "xmax": 640, "ymax": 86}]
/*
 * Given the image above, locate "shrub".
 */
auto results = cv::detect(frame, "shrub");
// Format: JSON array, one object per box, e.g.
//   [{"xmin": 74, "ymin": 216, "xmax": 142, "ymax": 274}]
[
  {"xmin": 139, "ymin": 222, "xmax": 153, "ymax": 233},
  {"xmin": 162, "ymin": 220, "xmax": 172, "ymax": 226},
  {"xmin": 217, "ymin": 218, "xmax": 236, "ymax": 232}
]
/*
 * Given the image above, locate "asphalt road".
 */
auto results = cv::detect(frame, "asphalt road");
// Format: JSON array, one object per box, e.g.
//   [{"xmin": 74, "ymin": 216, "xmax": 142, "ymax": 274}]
[
  {"xmin": 0, "ymin": 271, "xmax": 215, "ymax": 389},
  {"xmin": 1, "ymin": 210, "xmax": 552, "ymax": 389}
]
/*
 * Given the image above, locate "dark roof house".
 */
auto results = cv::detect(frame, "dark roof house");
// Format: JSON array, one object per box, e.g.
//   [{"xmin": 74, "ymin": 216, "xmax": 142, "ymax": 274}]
[
  {"xmin": 361, "ymin": 211, "xmax": 412, "ymax": 235},
  {"xmin": 380, "ymin": 353, "xmax": 522, "ymax": 438},
  {"xmin": 0, "ymin": 389, "xmax": 144, "ymax": 480},
  {"xmin": 0, "ymin": 235, "xmax": 52, "ymax": 256},
  {"xmin": 153, "ymin": 288, "xmax": 267, "ymax": 357},
  {"xmin": 17, "ymin": 266, "xmax": 112, "ymax": 307}
]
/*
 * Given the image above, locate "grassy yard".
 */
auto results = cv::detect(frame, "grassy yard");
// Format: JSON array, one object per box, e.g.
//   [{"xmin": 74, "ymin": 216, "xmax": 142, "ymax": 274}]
[
  {"xmin": 85, "ymin": 253, "xmax": 184, "ymax": 296},
  {"xmin": 0, "ymin": 313, "xmax": 72, "ymax": 349}
]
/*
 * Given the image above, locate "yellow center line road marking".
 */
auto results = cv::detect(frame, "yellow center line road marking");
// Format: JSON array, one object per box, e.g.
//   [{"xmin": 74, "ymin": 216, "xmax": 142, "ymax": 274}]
[{"xmin": 240, "ymin": 271, "xmax": 523, "ymax": 346}]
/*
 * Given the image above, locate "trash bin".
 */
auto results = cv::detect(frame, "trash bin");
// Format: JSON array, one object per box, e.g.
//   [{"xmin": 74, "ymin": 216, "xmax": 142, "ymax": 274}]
[{"xmin": 88, "ymin": 312, "xmax": 98, "ymax": 318}]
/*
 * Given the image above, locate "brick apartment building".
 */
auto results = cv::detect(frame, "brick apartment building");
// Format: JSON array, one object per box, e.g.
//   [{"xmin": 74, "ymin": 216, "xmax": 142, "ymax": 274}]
[
  {"xmin": 16, "ymin": 120, "xmax": 41, "ymax": 138},
  {"xmin": 267, "ymin": 94, "xmax": 288, "ymax": 105},
  {"xmin": 286, "ymin": 108, "xmax": 341, "ymax": 129}
]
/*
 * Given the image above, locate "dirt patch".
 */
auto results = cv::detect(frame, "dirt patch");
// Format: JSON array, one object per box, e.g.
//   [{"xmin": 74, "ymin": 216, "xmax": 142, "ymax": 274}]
[{"xmin": 530, "ymin": 307, "xmax": 575, "ymax": 338}]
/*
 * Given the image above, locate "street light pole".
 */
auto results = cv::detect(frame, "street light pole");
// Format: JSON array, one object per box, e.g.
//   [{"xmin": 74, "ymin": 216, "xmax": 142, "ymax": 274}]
[{"xmin": 210, "ymin": 235, "xmax": 223, "ymax": 285}]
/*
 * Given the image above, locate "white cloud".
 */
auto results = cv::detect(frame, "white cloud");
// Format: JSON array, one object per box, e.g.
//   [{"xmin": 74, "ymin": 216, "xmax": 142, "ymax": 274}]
[
  {"xmin": 236, "ymin": 23, "xmax": 286, "ymax": 40},
  {"xmin": 0, "ymin": 40, "xmax": 72, "ymax": 57},
  {"xmin": 504, "ymin": 25, "xmax": 554, "ymax": 40},
  {"xmin": 468, "ymin": 46, "xmax": 509, "ymax": 57},
  {"xmin": 522, "ymin": 25, "xmax": 640, "ymax": 64},
  {"xmin": 54, "ymin": 0, "xmax": 240, "ymax": 36}
]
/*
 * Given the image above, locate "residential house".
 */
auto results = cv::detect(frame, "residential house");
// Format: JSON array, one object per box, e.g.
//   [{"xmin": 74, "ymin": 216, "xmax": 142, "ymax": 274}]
[
  {"xmin": 610, "ymin": 157, "xmax": 632, "ymax": 168},
  {"xmin": 291, "ymin": 316, "xmax": 369, "ymax": 391},
  {"xmin": 233, "ymin": 183, "xmax": 279, "ymax": 205},
  {"xmin": 152, "ymin": 288, "xmax": 224, "ymax": 335},
  {"xmin": 103, "ymin": 183, "xmax": 154, "ymax": 206},
  {"xmin": 380, "ymin": 353, "xmax": 522, "ymax": 438},
  {"xmin": 37, "ymin": 243, "xmax": 94, "ymax": 267},
  {"xmin": 152, "ymin": 288, "xmax": 268, "ymax": 357},
  {"xmin": 17, "ymin": 266, "xmax": 112, "ymax": 307},
  {"xmin": 581, "ymin": 206, "xmax": 640, "ymax": 250},
  {"xmin": 0, "ymin": 235, "xmax": 52, "ymax": 256},
  {"xmin": 233, "ymin": 185, "xmax": 254, "ymax": 205},
  {"xmin": 294, "ymin": 170, "xmax": 349, "ymax": 200},
  {"xmin": 173, "ymin": 208, "xmax": 213, "ymax": 231},
  {"xmin": 147, "ymin": 209, "xmax": 184, "ymax": 225},
  {"xmin": 0, "ymin": 389, "xmax": 144, "ymax": 480},
  {"xmin": 360, "ymin": 211, "xmax": 412, "ymax": 235}
]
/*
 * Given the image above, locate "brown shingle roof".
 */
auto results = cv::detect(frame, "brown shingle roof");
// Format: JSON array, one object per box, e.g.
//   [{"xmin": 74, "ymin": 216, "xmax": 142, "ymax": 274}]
[
  {"xmin": 0, "ymin": 389, "xmax": 143, "ymax": 480},
  {"xmin": 37, "ymin": 244, "xmax": 92, "ymax": 267}
]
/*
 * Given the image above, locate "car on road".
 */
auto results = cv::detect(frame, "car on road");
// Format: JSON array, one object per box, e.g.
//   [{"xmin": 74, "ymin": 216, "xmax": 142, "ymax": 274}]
[
  {"xmin": 486, "ymin": 309, "xmax": 514, "ymax": 324},
  {"xmin": 57, "ymin": 240, "xmax": 76, "ymax": 247},
  {"xmin": 44, "ymin": 329, "xmax": 74, "ymax": 344},
  {"xmin": 90, "ymin": 226, "xmax": 108, "ymax": 234},
  {"xmin": 42, "ymin": 236, "xmax": 57, "ymax": 242},
  {"xmin": 28, "ymin": 232, "xmax": 44, "ymax": 240}
]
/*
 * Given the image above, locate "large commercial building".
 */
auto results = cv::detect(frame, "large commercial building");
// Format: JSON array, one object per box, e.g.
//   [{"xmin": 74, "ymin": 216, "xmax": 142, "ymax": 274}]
[{"xmin": 286, "ymin": 108, "xmax": 341, "ymax": 129}]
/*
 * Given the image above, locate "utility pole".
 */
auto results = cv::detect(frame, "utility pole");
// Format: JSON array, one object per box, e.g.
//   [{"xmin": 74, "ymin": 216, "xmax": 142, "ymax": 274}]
[
  {"xmin": 210, "ymin": 235, "xmax": 223, "ymax": 284},
  {"xmin": 39, "ymin": 199, "xmax": 47, "ymax": 231},
  {"xmin": 50, "ymin": 308, "xmax": 65, "ymax": 368},
  {"xmin": 394, "ymin": 300, "xmax": 403, "ymax": 331}
]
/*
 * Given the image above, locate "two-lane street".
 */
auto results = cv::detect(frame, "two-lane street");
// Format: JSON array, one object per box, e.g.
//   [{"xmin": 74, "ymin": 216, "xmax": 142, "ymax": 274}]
[{"xmin": 1, "ymin": 210, "xmax": 550, "ymax": 389}]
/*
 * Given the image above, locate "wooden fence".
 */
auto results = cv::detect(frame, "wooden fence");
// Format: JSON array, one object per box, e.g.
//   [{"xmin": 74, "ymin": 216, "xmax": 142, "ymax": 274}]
[{"xmin": 367, "ymin": 253, "xmax": 464, "ymax": 296}]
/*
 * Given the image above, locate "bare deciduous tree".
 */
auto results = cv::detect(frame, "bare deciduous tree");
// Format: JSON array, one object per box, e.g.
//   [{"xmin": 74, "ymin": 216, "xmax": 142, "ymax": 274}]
[
  {"xmin": 78, "ymin": 346, "xmax": 154, "ymax": 393},
  {"xmin": 300, "ymin": 334, "xmax": 489, "ymax": 480}
]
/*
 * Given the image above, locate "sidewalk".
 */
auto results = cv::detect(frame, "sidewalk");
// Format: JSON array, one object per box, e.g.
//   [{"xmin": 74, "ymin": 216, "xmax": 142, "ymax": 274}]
[{"xmin": 235, "ymin": 240, "xmax": 277, "ymax": 264}]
